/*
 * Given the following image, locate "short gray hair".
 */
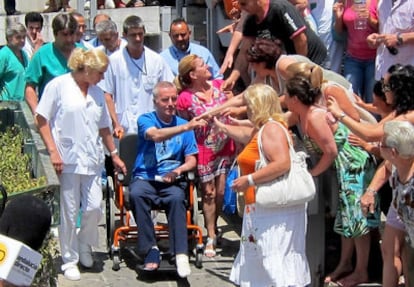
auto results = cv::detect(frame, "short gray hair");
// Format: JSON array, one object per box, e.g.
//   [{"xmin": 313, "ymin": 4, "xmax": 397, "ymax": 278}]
[
  {"xmin": 153, "ymin": 81, "xmax": 177, "ymax": 99},
  {"xmin": 6, "ymin": 23, "xmax": 26, "ymax": 42},
  {"xmin": 383, "ymin": 120, "xmax": 414, "ymax": 158},
  {"xmin": 95, "ymin": 20, "xmax": 118, "ymax": 35}
]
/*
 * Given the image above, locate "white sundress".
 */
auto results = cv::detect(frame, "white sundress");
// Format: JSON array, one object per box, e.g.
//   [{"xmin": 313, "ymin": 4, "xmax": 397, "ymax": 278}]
[{"xmin": 230, "ymin": 203, "xmax": 311, "ymax": 287}]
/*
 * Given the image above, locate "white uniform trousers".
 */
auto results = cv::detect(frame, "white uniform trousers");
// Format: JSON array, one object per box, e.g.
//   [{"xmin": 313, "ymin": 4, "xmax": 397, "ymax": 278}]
[{"xmin": 58, "ymin": 173, "xmax": 102, "ymax": 270}]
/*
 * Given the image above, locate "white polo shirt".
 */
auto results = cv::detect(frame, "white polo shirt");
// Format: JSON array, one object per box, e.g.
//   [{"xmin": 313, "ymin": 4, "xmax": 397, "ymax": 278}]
[
  {"xmin": 36, "ymin": 73, "xmax": 111, "ymax": 175},
  {"xmin": 99, "ymin": 46, "xmax": 174, "ymax": 134}
]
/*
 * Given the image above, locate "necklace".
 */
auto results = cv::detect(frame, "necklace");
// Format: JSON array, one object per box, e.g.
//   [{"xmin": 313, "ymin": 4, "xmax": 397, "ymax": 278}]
[{"xmin": 127, "ymin": 48, "xmax": 147, "ymax": 75}]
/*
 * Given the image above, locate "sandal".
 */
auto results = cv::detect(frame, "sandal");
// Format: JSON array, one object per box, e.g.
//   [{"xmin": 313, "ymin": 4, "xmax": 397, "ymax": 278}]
[
  {"xmin": 204, "ymin": 237, "xmax": 217, "ymax": 258},
  {"xmin": 143, "ymin": 247, "xmax": 160, "ymax": 271}
]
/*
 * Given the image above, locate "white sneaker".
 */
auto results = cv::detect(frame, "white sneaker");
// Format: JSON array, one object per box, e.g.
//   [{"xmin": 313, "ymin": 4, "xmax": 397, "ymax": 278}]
[
  {"xmin": 63, "ymin": 265, "xmax": 81, "ymax": 281},
  {"xmin": 176, "ymin": 254, "xmax": 191, "ymax": 278},
  {"xmin": 79, "ymin": 242, "xmax": 94, "ymax": 268}
]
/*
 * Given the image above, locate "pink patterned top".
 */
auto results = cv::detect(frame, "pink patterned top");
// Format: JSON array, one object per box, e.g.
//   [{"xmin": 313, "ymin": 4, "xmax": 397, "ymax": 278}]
[{"xmin": 177, "ymin": 79, "xmax": 235, "ymax": 182}]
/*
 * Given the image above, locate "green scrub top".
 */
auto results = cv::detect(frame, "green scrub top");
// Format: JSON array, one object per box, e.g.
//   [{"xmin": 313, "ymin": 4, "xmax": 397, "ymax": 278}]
[
  {"xmin": 25, "ymin": 42, "xmax": 82, "ymax": 99},
  {"xmin": 0, "ymin": 46, "xmax": 29, "ymax": 101}
]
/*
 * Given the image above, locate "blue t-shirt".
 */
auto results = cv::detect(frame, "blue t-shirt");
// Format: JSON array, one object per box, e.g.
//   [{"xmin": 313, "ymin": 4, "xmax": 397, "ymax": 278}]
[{"xmin": 132, "ymin": 111, "xmax": 198, "ymax": 180}]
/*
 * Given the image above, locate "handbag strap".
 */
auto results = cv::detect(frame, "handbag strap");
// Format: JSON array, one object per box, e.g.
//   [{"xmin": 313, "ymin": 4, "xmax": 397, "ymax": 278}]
[{"xmin": 257, "ymin": 119, "xmax": 295, "ymax": 166}]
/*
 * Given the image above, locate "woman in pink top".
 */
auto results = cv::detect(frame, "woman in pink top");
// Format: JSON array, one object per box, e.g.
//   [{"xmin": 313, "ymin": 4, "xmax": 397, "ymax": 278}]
[
  {"xmin": 175, "ymin": 54, "xmax": 236, "ymax": 258},
  {"xmin": 333, "ymin": 0, "xmax": 378, "ymax": 103}
]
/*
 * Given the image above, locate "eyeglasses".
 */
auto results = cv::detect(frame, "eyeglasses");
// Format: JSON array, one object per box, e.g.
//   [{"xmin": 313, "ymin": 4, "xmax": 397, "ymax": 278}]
[{"xmin": 382, "ymin": 83, "xmax": 391, "ymax": 93}]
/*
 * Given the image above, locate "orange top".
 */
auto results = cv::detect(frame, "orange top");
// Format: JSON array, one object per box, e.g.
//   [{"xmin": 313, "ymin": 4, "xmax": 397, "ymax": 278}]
[{"xmin": 237, "ymin": 134, "xmax": 259, "ymax": 205}]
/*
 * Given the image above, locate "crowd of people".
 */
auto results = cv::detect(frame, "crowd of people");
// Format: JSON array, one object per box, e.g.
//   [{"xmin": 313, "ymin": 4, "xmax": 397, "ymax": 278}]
[
  {"xmin": 2, "ymin": 0, "xmax": 167, "ymax": 14},
  {"xmin": 0, "ymin": 0, "xmax": 414, "ymax": 286}
]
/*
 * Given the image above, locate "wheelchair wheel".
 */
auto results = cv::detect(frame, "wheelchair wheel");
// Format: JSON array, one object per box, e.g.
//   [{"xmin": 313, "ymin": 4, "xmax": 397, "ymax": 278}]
[
  {"xmin": 105, "ymin": 176, "xmax": 116, "ymax": 253},
  {"xmin": 195, "ymin": 246, "xmax": 203, "ymax": 269},
  {"xmin": 112, "ymin": 250, "xmax": 121, "ymax": 271}
]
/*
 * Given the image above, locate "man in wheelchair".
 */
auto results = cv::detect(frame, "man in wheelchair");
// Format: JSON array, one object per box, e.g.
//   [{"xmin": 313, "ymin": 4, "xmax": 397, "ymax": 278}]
[{"xmin": 128, "ymin": 81, "xmax": 206, "ymax": 278}]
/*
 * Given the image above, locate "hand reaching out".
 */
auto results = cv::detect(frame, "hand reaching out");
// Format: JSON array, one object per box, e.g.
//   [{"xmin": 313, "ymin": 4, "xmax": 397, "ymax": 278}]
[
  {"xmin": 188, "ymin": 116, "xmax": 208, "ymax": 130},
  {"xmin": 326, "ymin": 96, "xmax": 344, "ymax": 119}
]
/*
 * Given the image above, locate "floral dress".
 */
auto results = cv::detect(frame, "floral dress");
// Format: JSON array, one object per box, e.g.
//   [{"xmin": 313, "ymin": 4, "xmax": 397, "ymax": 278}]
[
  {"xmin": 390, "ymin": 167, "xmax": 414, "ymax": 247},
  {"xmin": 304, "ymin": 121, "xmax": 380, "ymax": 237},
  {"xmin": 176, "ymin": 79, "xmax": 235, "ymax": 182}
]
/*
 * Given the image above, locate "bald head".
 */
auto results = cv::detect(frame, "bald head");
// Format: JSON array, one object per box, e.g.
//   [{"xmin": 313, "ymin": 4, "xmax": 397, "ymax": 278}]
[{"xmin": 93, "ymin": 13, "xmax": 111, "ymax": 29}]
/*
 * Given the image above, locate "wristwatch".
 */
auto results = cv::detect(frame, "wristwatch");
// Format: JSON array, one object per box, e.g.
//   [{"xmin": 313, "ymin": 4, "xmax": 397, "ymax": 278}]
[{"xmin": 396, "ymin": 33, "xmax": 404, "ymax": 46}]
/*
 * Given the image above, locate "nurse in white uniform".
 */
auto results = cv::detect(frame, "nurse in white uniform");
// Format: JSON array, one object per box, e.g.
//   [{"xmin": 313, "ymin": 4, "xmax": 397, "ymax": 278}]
[{"xmin": 36, "ymin": 48, "xmax": 127, "ymax": 281}]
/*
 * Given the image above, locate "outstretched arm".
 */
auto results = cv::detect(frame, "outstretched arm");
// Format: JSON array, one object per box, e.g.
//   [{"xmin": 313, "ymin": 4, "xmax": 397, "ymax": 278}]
[
  {"xmin": 145, "ymin": 117, "xmax": 207, "ymax": 143},
  {"xmin": 327, "ymin": 96, "xmax": 390, "ymax": 142},
  {"xmin": 213, "ymin": 116, "xmax": 254, "ymax": 145},
  {"xmin": 360, "ymin": 160, "xmax": 392, "ymax": 214},
  {"xmin": 221, "ymin": 37, "xmax": 254, "ymax": 91}
]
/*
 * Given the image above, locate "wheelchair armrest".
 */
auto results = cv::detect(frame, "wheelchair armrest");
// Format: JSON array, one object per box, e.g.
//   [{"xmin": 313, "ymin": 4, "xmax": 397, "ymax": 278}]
[
  {"xmin": 186, "ymin": 171, "xmax": 195, "ymax": 181},
  {"xmin": 116, "ymin": 172, "xmax": 125, "ymax": 183}
]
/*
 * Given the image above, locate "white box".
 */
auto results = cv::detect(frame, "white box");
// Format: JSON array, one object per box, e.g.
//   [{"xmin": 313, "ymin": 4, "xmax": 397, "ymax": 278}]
[{"xmin": 0, "ymin": 234, "xmax": 42, "ymax": 286}]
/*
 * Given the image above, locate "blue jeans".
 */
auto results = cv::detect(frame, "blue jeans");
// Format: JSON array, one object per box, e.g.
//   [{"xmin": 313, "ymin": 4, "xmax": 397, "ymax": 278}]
[
  {"xmin": 344, "ymin": 54, "xmax": 375, "ymax": 103},
  {"xmin": 129, "ymin": 178, "xmax": 188, "ymax": 255}
]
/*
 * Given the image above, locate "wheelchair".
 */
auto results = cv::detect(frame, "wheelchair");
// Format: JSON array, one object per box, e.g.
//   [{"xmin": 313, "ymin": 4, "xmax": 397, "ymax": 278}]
[{"xmin": 105, "ymin": 133, "xmax": 204, "ymax": 271}]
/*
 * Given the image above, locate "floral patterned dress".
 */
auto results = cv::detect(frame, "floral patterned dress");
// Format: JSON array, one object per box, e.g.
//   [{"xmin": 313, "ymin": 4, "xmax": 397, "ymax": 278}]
[
  {"xmin": 176, "ymin": 79, "xmax": 235, "ymax": 182},
  {"xmin": 304, "ymin": 122, "xmax": 380, "ymax": 237},
  {"xmin": 390, "ymin": 167, "xmax": 414, "ymax": 247}
]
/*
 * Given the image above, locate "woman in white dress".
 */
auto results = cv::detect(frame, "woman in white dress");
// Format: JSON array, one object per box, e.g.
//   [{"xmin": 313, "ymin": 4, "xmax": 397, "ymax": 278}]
[{"xmin": 227, "ymin": 84, "xmax": 311, "ymax": 287}]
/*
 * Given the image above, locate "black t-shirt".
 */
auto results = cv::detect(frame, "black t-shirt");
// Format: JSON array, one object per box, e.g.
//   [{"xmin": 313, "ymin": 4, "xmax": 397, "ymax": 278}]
[{"xmin": 243, "ymin": 0, "xmax": 327, "ymax": 65}]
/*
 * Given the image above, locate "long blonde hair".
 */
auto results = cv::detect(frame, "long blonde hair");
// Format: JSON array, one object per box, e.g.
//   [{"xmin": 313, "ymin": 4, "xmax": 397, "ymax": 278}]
[{"xmin": 243, "ymin": 84, "xmax": 286, "ymax": 129}]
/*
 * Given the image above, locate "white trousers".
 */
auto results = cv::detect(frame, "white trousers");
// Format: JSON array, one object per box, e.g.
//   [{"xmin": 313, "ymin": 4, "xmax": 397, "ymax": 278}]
[{"xmin": 58, "ymin": 173, "xmax": 102, "ymax": 270}]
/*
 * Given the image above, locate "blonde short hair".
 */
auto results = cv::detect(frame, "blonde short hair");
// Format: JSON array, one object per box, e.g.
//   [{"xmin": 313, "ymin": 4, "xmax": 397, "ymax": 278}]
[
  {"xmin": 383, "ymin": 120, "xmax": 414, "ymax": 158},
  {"xmin": 67, "ymin": 48, "xmax": 109, "ymax": 72},
  {"xmin": 243, "ymin": 84, "xmax": 285, "ymax": 129}
]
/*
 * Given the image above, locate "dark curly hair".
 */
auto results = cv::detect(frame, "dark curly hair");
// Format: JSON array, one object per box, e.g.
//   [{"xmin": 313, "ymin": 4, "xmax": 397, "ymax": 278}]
[
  {"xmin": 286, "ymin": 76, "xmax": 321, "ymax": 106},
  {"xmin": 373, "ymin": 80, "xmax": 385, "ymax": 102},
  {"xmin": 247, "ymin": 38, "xmax": 284, "ymax": 70},
  {"xmin": 389, "ymin": 64, "xmax": 414, "ymax": 116}
]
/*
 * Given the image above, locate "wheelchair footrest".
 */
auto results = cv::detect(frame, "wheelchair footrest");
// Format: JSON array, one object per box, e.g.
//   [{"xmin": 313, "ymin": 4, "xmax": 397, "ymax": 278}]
[{"xmin": 136, "ymin": 253, "xmax": 177, "ymax": 272}]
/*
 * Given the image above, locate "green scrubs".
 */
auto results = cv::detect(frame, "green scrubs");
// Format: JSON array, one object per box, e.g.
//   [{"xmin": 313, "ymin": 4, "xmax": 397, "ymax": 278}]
[
  {"xmin": 25, "ymin": 42, "xmax": 81, "ymax": 98},
  {"xmin": 0, "ymin": 46, "xmax": 29, "ymax": 101}
]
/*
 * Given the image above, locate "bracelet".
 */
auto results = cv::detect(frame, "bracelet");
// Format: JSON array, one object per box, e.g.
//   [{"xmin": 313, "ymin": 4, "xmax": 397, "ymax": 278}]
[
  {"xmin": 247, "ymin": 174, "xmax": 255, "ymax": 186},
  {"xmin": 366, "ymin": 188, "xmax": 376, "ymax": 195},
  {"xmin": 338, "ymin": 112, "xmax": 346, "ymax": 121},
  {"xmin": 110, "ymin": 148, "xmax": 118, "ymax": 155},
  {"xmin": 396, "ymin": 33, "xmax": 403, "ymax": 46}
]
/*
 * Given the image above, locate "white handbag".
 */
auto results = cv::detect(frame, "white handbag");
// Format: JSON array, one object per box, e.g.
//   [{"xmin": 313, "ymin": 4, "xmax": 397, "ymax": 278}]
[{"xmin": 255, "ymin": 120, "xmax": 316, "ymax": 208}]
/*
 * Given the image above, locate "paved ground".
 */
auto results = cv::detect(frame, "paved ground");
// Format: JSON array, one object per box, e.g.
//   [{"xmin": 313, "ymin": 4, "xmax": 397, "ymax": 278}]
[
  {"xmin": 55, "ymin": 203, "xmax": 387, "ymax": 287},
  {"xmin": 57, "ymin": 211, "xmax": 243, "ymax": 287}
]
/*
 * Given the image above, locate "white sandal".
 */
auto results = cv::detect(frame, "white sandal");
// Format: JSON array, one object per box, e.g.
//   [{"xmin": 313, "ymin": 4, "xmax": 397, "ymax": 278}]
[{"xmin": 204, "ymin": 237, "xmax": 217, "ymax": 258}]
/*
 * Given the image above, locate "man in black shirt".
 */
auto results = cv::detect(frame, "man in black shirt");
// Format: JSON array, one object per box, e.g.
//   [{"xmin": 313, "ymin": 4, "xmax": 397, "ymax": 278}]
[{"xmin": 222, "ymin": 0, "xmax": 327, "ymax": 91}]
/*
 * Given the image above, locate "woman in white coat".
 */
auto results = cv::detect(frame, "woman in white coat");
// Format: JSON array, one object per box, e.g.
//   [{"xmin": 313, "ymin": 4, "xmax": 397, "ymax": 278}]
[{"xmin": 36, "ymin": 48, "xmax": 126, "ymax": 281}]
